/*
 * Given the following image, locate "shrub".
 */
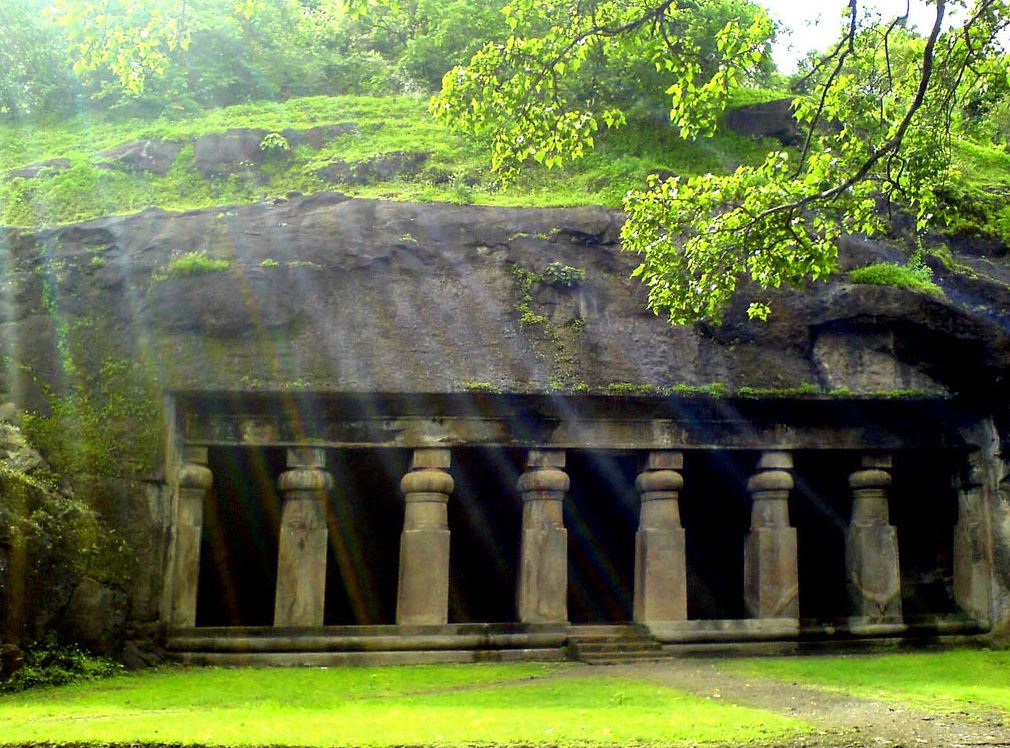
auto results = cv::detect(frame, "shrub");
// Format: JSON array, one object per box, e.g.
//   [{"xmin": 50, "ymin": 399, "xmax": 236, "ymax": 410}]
[
  {"xmin": 848, "ymin": 262, "xmax": 943, "ymax": 296},
  {"xmin": 543, "ymin": 262, "xmax": 586, "ymax": 287},
  {"xmin": 152, "ymin": 251, "xmax": 230, "ymax": 282},
  {"xmin": 1, "ymin": 636, "xmax": 123, "ymax": 693}
]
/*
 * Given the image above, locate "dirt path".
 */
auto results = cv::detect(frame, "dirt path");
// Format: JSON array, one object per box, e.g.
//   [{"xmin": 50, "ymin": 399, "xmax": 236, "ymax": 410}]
[{"xmin": 610, "ymin": 659, "xmax": 1010, "ymax": 747}]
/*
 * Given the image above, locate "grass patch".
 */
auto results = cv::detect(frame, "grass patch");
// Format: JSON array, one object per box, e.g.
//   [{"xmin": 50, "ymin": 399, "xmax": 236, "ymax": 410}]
[
  {"xmin": 0, "ymin": 94, "xmax": 776, "ymax": 227},
  {"xmin": 848, "ymin": 262, "xmax": 944, "ymax": 296},
  {"xmin": 152, "ymin": 250, "xmax": 231, "ymax": 282},
  {"xmin": 0, "ymin": 663, "xmax": 809, "ymax": 746},
  {"xmin": 729, "ymin": 649, "xmax": 1010, "ymax": 717}
]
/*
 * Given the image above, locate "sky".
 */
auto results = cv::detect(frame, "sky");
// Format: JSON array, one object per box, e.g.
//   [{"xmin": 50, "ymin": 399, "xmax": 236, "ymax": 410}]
[{"xmin": 756, "ymin": 0, "xmax": 964, "ymax": 72}]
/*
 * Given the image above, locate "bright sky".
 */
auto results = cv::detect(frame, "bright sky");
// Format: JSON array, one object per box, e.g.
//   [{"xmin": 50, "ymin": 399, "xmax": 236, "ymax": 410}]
[{"xmin": 756, "ymin": 1, "xmax": 966, "ymax": 72}]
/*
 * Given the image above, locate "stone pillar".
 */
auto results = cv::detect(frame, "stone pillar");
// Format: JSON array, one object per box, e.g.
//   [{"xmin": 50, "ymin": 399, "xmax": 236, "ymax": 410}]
[
  {"xmin": 954, "ymin": 451, "xmax": 991, "ymax": 621},
  {"xmin": 169, "ymin": 446, "xmax": 213, "ymax": 628},
  {"xmin": 396, "ymin": 449, "xmax": 453, "ymax": 625},
  {"xmin": 744, "ymin": 451, "xmax": 799, "ymax": 619},
  {"xmin": 634, "ymin": 450, "xmax": 687, "ymax": 623},
  {"xmin": 274, "ymin": 448, "xmax": 332, "ymax": 628},
  {"xmin": 517, "ymin": 450, "xmax": 569, "ymax": 624},
  {"xmin": 846, "ymin": 454, "xmax": 903, "ymax": 623}
]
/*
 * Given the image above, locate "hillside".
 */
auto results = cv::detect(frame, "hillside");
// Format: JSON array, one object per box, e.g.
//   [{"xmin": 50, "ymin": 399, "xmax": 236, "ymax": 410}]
[{"xmin": 0, "ymin": 93, "xmax": 814, "ymax": 227}]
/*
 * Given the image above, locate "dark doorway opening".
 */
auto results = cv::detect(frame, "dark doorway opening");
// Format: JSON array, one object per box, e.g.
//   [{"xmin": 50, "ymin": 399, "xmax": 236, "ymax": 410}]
[
  {"xmin": 448, "ymin": 448, "xmax": 524, "ymax": 623},
  {"xmin": 323, "ymin": 448, "xmax": 406, "ymax": 626},
  {"xmin": 197, "ymin": 447, "xmax": 285, "ymax": 627},
  {"xmin": 680, "ymin": 451, "xmax": 752, "ymax": 620},
  {"xmin": 892, "ymin": 450, "xmax": 959, "ymax": 619},
  {"xmin": 564, "ymin": 450, "xmax": 638, "ymax": 624},
  {"xmin": 791, "ymin": 451, "xmax": 853, "ymax": 624}
]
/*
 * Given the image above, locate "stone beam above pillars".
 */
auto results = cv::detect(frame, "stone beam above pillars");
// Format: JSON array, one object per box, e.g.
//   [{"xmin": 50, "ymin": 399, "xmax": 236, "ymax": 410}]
[
  {"xmin": 744, "ymin": 451, "xmax": 799, "ymax": 620},
  {"xmin": 846, "ymin": 454, "xmax": 903, "ymax": 626},
  {"xmin": 396, "ymin": 449, "xmax": 453, "ymax": 625},
  {"xmin": 517, "ymin": 450, "xmax": 569, "ymax": 624},
  {"xmin": 170, "ymin": 447, "xmax": 213, "ymax": 628},
  {"xmin": 274, "ymin": 448, "xmax": 332, "ymax": 628},
  {"xmin": 634, "ymin": 451, "xmax": 687, "ymax": 624}
]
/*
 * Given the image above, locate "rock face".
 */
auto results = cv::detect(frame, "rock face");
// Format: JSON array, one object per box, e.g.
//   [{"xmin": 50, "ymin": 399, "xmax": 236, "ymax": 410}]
[
  {"xmin": 98, "ymin": 140, "xmax": 184, "ymax": 176},
  {"xmin": 0, "ymin": 193, "xmax": 1008, "ymax": 652},
  {"xmin": 724, "ymin": 99, "xmax": 802, "ymax": 145}
]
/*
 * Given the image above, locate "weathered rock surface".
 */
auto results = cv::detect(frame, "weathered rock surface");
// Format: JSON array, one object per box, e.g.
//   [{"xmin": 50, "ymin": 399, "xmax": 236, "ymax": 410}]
[
  {"xmin": 4, "ymin": 158, "xmax": 71, "ymax": 181},
  {"xmin": 98, "ymin": 139, "xmax": 184, "ymax": 176},
  {"xmin": 724, "ymin": 98, "xmax": 802, "ymax": 145},
  {"xmin": 316, "ymin": 151, "xmax": 431, "ymax": 185},
  {"xmin": 194, "ymin": 124, "xmax": 356, "ymax": 176},
  {"xmin": 0, "ymin": 194, "xmax": 1006, "ymax": 404}
]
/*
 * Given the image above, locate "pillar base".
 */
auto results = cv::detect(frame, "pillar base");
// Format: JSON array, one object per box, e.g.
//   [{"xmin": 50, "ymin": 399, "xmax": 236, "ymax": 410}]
[
  {"xmin": 396, "ymin": 528, "xmax": 450, "ymax": 625},
  {"xmin": 274, "ymin": 496, "xmax": 328, "ymax": 628},
  {"xmin": 846, "ymin": 524, "xmax": 902, "ymax": 621},
  {"xmin": 634, "ymin": 527, "xmax": 686, "ymax": 623},
  {"xmin": 518, "ymin": 527, "xmax": 567, "ymax": 624},
  {"xmin": 744, "ymin": 527, "xmax": 799, "ymax": 619},
  {"xmin": 954, "ymin": 520, "xmax": 991, "ymax": 620}
]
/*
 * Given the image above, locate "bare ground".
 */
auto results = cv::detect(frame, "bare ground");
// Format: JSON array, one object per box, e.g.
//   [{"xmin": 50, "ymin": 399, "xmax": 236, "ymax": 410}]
[{"xmin": 610, "ymin": 659, "xmax": 1010, "ymax": 748}]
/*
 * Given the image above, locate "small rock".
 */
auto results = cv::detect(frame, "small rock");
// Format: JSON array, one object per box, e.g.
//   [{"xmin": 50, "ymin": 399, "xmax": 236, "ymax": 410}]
[
  {"xmin": 5, "ymin": 158, "xmax": 71, "ymax": 180},
  {"xmin": 98, "ymin": 139, "xmax": 183, "ymax": 176}
]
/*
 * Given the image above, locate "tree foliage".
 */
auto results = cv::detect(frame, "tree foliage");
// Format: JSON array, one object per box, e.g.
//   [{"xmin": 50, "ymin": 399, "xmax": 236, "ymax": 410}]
[{"xmin": 434, "ymin": 0, "xmax": 1010, "ymax": 323}]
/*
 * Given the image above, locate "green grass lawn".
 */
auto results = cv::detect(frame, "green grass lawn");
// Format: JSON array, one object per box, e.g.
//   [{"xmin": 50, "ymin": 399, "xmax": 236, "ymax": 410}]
[
  {"xmin": 0, "ymin": 662, "xmax": 808, "ymax": 747},
  {"xmin": 729, "ymin": 648, "xmax": 1010, "ymax": 716},
  {"xmin": 0, "ymin": 93, "xmax": 775, "ymax": 227}
]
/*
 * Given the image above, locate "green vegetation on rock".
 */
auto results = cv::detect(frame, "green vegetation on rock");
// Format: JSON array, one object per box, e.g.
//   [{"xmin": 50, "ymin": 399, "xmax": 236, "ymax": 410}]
[{"xmin": 849, "ymin": 262, "xmax": 944, "ymax": 296}]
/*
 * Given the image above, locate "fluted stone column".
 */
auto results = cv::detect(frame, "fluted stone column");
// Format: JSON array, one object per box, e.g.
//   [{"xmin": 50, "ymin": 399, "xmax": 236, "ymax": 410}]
[
  {"xmin": 846, "ymin": 454, "xmax": 903, "ymax": 624},
  {"xmin": 170, "ymin": 447, "xmax": 213, "ymax": 628},
  {"xmin": 517, "ymin": 450, "xmax": 569, "ymax": 624},
  {"xmin": 274, "ymin": 448, "xmax": 332, "ymax": 627},
  {"xmin": 744, "ymin": 451, "xmax": 799, "ymax": 619},
  {"xmin": 396, "ymin": 449, "xmax": 453, "ymax": 625},
  {"xmin": 634, "ymin": 450, "xmax": 687, "ymax": 623},
  {"xmin": 954, "ymin": 451, "xmax": 991, "ymax": 621}
]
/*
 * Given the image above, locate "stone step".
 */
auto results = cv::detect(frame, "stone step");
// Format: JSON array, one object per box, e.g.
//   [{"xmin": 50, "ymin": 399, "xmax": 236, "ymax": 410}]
[
  {"xmin": 568, "ymin": 624, "xmax": 644, "ymax": 638},
  {"xmin": 580, "ymin": 651, "xmax": 672, "ymax": 665},
  {"xmin": 567, "ymin": 623, "xmax": 666, "ymax": 664},
  {"xmin": 571, "ymin": 641, "xmax": 663, "ymax": 653},
  {"xmin": 170, "ymin": 647, "xmax": 568, "ymax": 667}
]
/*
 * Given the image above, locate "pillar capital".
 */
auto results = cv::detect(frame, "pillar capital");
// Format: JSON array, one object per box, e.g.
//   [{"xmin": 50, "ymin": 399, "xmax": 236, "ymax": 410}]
[
  {"xmin": 400, "ymin": 467, "xmax": 454, "ymax": 497},
  {"xmin": 287, "ymin": 447, "xmax": 326, "ymax": 469},
  {"xmin": 526, "ymin": 449, "xmax": 565, "ymax": 469},
  {"xmin": 643, "ymin": 450, "xmax": 683, "ymax": 471}
]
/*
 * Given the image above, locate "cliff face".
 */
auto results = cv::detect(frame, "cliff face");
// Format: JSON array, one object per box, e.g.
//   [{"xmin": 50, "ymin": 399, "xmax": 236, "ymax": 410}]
[
  {"xmin": 3, "ymin": 193, "xmax": 1007, "ymax": 401},
  {"xmin": 0, "ymin": 194, "xmax": 1008, "ymax": 649}
]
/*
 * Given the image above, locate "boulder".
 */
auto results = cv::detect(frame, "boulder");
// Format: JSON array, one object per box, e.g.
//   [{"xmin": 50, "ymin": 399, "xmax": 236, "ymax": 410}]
[
  {"xmin": 316, "ymin": 151, "xmax": 431, "ymax": 185},
  {"xmin": 5, "ymin": 158, "xmax": 71, "ymax": 181},
  {"xmin": 98, "ymin": 139, "xmax": 183, "ymax": 176},
  {"xmin": 724, "ymin": 98, "xmax": 802, "ymax": 146}
]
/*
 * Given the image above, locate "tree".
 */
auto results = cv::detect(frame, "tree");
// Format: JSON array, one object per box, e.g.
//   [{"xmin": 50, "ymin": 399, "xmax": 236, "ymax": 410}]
[{"xmin": 432, "ymin": 0, "xmax": 1010, "ymax": 323}]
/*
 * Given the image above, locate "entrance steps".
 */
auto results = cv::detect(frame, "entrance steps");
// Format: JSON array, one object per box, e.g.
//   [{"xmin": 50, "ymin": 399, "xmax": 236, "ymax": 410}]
[{"xmin": 567, "ymin": 624, "xmax": 667, "ymax": 665}]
